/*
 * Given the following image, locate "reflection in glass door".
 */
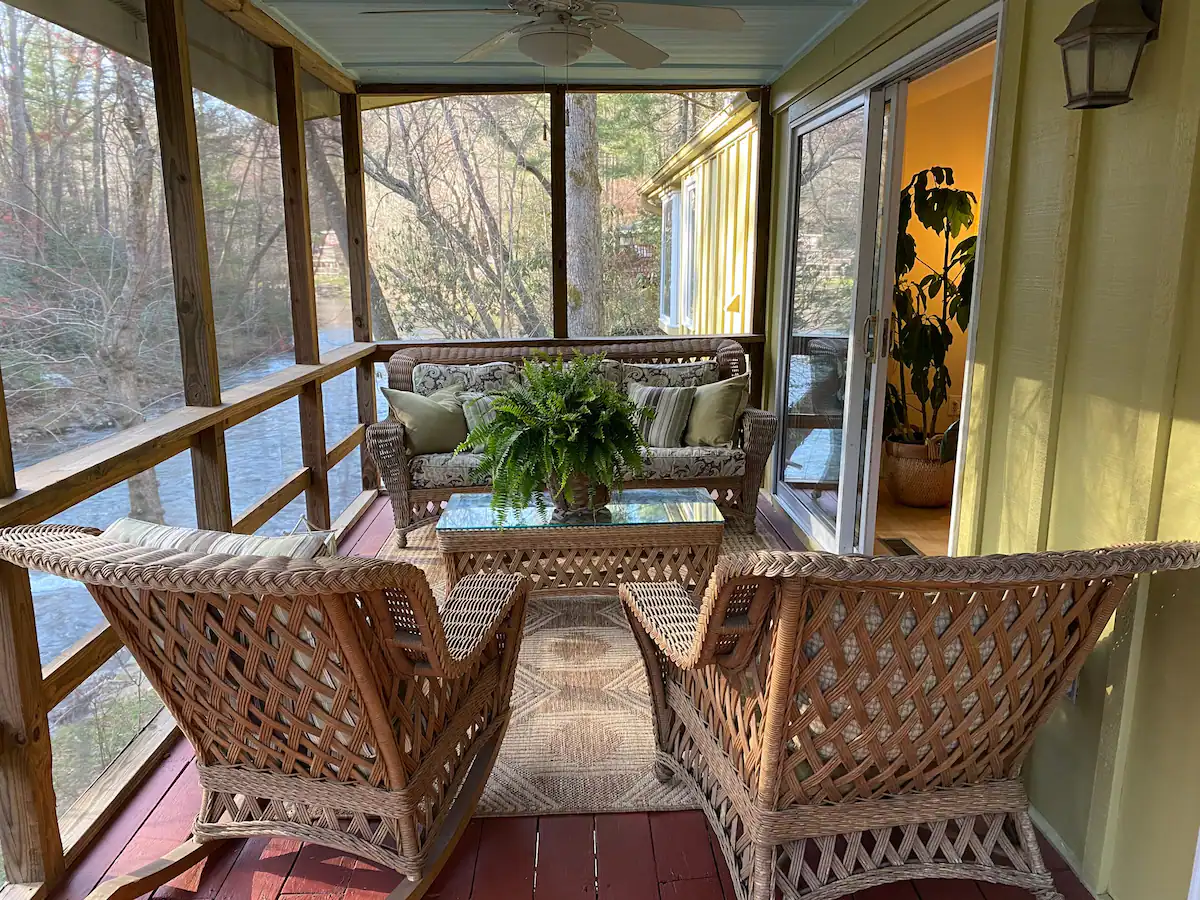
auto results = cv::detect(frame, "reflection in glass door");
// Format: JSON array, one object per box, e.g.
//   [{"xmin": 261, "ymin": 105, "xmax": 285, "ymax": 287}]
[{"xmin": 776, "ymin": 93, "xmax": 888, "ymax": 551}]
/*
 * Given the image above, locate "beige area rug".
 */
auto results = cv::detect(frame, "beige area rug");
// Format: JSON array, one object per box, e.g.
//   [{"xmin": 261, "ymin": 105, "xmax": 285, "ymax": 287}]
[{"xmin": 377, "ymin": 522, "xmax": 784, "ymax": 816}]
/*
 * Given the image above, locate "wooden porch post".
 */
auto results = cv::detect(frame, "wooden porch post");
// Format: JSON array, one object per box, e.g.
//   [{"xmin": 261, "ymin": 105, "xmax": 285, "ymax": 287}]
[
  {"xmin": 0, "ymin": 371, "xmax": 64, "ymax": 886},
  {"xmin": 550, "ymin": 86, "xmax": 568, "ymax": 339},
  {"xmin": 749, "ymin": 85, "xmax": 775, "ymax": 411},
  {"xmin": 146, "ymin": 0, "xmax": 232, "ymax": 530},
  {"xmin": 275, "ymin": 46, "xmax": 330, "ymax": 528},
  {"xmin": 340, "ymin": 92, "xmax": 378, "ymax": 491}
]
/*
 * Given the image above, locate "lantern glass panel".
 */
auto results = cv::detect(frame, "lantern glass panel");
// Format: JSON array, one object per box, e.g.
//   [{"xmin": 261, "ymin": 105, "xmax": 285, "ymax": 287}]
[
  {"xmin": 1092, "ymin": 34, "xmax": 1143, "ymax": 94},
  {"xmin": 1063, "ymin": 40, "xmax": 1092, "ymax": 101}
]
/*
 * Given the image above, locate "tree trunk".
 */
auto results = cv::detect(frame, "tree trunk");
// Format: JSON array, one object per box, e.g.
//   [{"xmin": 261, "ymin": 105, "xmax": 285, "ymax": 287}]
[
  {"xmin": 565, "ymin": 93, "xmax": 603, "ymax": 336},
  {"xmin": 108, "ymin": 57, "xmax": 165, "ymax": 523},
  {"xmin": 5, "ymin": 9, "xmax": 36, "ymax": 257},
  {"xmin": 92, "ymin": 51, "xmax": 108, "ymax": 232},
  {"xmin": 304, "ymin": 119, "xmax": 399, "ymax": 340}
]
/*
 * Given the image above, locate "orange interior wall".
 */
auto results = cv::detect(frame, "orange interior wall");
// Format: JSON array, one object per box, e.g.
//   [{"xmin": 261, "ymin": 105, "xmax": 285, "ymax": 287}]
[{"xmin": 891, "ymin": 42, "xmax": 996, "ymax": 426}]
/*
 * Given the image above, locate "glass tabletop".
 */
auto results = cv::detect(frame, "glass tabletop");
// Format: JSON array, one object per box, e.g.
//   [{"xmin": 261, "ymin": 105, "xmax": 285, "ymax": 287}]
[{"xmin": 436, "ymin": 488, "xmax": 724, "ymax": 531}]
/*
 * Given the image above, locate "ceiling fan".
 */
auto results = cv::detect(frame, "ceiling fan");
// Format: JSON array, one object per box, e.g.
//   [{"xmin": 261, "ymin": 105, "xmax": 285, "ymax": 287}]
[{"xmin": 361, "ymin": 1, "xmax": 745, "ymax": 70}]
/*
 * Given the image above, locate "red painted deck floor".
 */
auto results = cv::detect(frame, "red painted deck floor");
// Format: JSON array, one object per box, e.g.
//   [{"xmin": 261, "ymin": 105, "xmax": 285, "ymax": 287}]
[{"xmin": 50, "ymin": 498, "xmax": 1094, "ymax": 900}]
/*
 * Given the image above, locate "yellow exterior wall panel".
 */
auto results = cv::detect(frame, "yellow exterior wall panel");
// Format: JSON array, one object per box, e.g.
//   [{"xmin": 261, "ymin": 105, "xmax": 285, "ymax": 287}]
[{"xmin": 768, "ymin": 0, "xmax": 1200, "ymax": 896}]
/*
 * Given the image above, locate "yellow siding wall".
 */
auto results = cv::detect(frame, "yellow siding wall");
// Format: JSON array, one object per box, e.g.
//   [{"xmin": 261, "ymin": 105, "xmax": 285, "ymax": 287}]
[
  {"xmin": 768, "ymin": 1, "xmax": 1200, "ymax": 898},
  {"xmin": 675, "ymin": 121, "xmax": 759, "ymax": 336}
]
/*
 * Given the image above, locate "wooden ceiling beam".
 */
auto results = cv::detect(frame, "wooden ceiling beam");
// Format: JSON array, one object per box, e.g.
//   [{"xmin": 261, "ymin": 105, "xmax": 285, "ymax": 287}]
[{"xmin": 201, "ymin": 0, "xmax": 354, "ymax": 94}]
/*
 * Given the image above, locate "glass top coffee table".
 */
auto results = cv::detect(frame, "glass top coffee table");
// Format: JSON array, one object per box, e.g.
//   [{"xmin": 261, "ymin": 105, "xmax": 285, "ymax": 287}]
[{"xmin": 436, "ymin": 488, "xmax": 725, "ymax": 597}]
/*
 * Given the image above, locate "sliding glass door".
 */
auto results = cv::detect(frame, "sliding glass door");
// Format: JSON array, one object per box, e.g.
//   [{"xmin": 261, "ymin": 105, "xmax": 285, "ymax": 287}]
[{"xmin": 775, "ymin": 91, "xmax": 891, "ymax": 552}]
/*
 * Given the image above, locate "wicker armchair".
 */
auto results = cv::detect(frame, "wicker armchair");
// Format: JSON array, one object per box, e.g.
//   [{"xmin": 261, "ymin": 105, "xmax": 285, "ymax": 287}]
[
  {"xmin": 367, "ymin": 338, "xmax": 777, "ymax": 544},
  {"xmin": 0, "ymin": 525, "xmax": 530, "ymax": 900},
  {"xmin": 619, "ymin": 543, "xmax": 1200, "ymax": 900}
]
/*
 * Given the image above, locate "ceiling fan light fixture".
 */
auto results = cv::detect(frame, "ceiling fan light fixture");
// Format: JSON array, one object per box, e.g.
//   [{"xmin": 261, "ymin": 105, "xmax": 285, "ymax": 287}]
[{"xmin": 518, "ymin": 23, "xmax": 593, "ymax": 67}]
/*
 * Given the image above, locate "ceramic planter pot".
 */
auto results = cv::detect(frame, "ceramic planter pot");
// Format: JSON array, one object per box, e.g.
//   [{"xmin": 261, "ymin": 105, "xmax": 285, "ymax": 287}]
[{"xmin": 884, "ymin": 439, "xmax": 954, "ymax": 508}]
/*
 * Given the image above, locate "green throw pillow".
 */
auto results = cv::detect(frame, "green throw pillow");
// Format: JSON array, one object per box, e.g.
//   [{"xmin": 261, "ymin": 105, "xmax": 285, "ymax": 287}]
[
  {"xmin": 380, "ymin": 383, "xmax": 467, "ymax": 455},
  {"xmin": 685, "ymin": 374, "xmax": 749, "ymax": 448},
  {"xmin": 629, "ymin": 383, "xmax": 696, "ymax": 448}
]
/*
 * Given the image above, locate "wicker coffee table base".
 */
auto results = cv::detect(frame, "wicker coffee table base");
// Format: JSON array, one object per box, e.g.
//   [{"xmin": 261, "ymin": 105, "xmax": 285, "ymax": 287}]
[{"xmin": 439, "ymin": 522, "xmax": 724, "ymax": 598}]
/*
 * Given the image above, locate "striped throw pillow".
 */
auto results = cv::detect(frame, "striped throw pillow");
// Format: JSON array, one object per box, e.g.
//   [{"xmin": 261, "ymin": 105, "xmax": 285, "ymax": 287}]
[
  {"xmin": 102, "ymin": 518, "xmax": 335, "ymax": 558},
  {"xmin": 459, "ymin": 392, "xmax": 497, "ymax": 450},
  {"xmin": 629, "ymin": 383, "xmax": 696, "ymax": 449}
]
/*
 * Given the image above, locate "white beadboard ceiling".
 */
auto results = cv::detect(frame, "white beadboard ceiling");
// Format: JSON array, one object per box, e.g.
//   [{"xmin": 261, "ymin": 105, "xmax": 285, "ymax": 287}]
[{"xmin": 254, "ymin": 0, "xmax": 865, "ymax": 86}]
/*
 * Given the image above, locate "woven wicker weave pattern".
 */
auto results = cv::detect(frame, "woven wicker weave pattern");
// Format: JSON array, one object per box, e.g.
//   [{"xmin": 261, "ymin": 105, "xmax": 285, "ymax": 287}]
[
  {"xmin": 368, "ymin": 338, "xmax": 775, "ymax": 542},
  {"xmin": 620, "ymin": 541, "xmax": 1200, "ymax": 900},
  {"xmin": 0, "ymin": 525, "xmax": 530, "ymax": 881}
]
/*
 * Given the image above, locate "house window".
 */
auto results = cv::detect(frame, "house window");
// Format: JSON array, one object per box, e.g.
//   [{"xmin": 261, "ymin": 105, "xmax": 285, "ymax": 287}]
[
  {"xmin": 680, "ymin": 179, "xmax": 699, "ymax": 328},
  {"xmin": 659, "ymin": 191, "xmax": 681, "ymax": 326}
]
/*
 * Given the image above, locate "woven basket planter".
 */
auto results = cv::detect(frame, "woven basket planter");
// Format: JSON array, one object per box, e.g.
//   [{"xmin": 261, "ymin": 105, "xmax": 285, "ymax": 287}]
[{"xmin": 884, "ymin": 439, "xmax": 955, "ymax": 508}]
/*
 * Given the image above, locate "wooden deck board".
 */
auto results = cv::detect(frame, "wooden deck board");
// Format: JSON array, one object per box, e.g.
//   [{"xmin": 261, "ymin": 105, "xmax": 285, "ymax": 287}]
[
  {"xmin": 470, "ymin": 818, "xmax": 536, "ymax": 900},
  {"xmin": 648, "ymin": 811, "xmax": 717, "ymax": 884},
  {"xmin": 103, "ymin": 761, "xmax": 201, "ymax": 879},
  {"xmin": 595, "ymin": 815, "xmax": 657, "ymax": 900},
  {"xmin": 46, "ymin": 496, "xmax": 1096, "ymax": 900},
  {"xmin": 533, "ymin": 815, "xmax": 596, "ymax": 899}
]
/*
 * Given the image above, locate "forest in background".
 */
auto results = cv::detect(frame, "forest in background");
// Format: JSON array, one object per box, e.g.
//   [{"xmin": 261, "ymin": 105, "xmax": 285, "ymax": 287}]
[{"xmin": 361, "ymin": 89, "xmax": 735, "ymax": 341}]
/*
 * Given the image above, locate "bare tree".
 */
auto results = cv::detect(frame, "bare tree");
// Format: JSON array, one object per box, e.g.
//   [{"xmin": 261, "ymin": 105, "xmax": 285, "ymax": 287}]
[{"xmin": 565, "ymin": 93, "xmax": 603, "ymax": 336}]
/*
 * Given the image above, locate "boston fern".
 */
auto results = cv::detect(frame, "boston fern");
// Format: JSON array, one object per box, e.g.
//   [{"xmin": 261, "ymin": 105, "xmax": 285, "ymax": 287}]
[{"xmin": 458, "ymin": 353, "xmax": 648, "ymax": 518}]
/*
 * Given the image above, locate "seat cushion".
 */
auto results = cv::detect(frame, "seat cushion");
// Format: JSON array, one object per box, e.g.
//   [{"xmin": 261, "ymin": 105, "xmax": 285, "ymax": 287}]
[
  {"xmin": 101, "ymin": 517, "xmax": 335, "ymax": 557},
  {"xmin": 411, "ymin": 453, "xmax": 489, "ymax": 489},
  {"xmin": 412, "ymin": 361, "xmax": 520, "ymax": 396},
  {"xmin": 640, "ymin": 447, "xmax": 745, "ymax": 480},
  {"xmin": 413, "ymin": 447, "xmax": 745, "ymax": 489}
]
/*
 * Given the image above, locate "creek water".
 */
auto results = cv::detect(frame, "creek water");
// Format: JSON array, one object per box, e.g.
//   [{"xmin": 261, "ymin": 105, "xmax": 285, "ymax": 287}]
[{"xmin": 17, "ymin": 327, "xmax": 382, "ymax": 666}]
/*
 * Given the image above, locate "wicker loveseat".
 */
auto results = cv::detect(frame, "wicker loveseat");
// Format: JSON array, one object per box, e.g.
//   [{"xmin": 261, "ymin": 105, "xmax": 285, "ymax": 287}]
[
  {"xmin": 619, "ymin": 543, "xmax": 1200, "ymax": 900},
  {"xmin": 367, "ymin": 337, "xmax": 776, "ymax": 544},
  {"xmin": 0, "ymin": 525, "xmax": 530, "ymax": 900}
]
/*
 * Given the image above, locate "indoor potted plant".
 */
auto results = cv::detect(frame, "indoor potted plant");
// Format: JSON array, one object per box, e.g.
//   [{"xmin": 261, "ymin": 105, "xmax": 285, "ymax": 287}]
[
  {"xmin": 460, "ymin": 352, "xmax": 647, "ymax": 520},
  {"xmin": 884, "ymin": 166, "xmax": 977, "ymax": 508}
]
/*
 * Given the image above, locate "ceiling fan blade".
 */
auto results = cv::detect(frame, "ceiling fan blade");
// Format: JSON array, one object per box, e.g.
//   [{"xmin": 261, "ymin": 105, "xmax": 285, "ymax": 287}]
[
  {"xmin": 591, "ymin": 24, "xmax": 668, "ymax": 69},
  {"xmin": 614, "ymin": 3, "xmax": 744, "ymax": 31},
  {"xmin": 361, "ymin": 8, "xmax": 517, "ymax": 15},
  {"xmin": 456, "ymin": 27, "xmax": 521, "ymax": 62}
]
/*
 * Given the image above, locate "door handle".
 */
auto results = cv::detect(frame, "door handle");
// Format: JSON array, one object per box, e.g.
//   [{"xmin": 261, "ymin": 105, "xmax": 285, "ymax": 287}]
[{"xmin": 861, "ymin": 314, "xmax": 877, "ymax": 358}]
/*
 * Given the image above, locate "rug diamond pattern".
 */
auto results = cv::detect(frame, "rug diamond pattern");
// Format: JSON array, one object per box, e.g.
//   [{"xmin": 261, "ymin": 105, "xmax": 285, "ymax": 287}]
[{"xmin": 377, "ymin": 521, "xmax": 784, "ymax": 816}]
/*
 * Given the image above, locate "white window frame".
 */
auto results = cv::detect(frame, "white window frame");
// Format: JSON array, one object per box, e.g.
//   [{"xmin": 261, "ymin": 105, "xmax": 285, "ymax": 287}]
[
  {"xmin": 679, "ymin": 177, "xmax": 699, "ymax": 328},
  {"xmin": 659, "ymin": 190, "xmax": 681, "ymax": 328}
]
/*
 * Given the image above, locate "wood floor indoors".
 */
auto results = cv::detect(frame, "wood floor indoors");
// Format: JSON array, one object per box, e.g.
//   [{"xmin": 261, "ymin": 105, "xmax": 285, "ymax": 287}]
[{"xmin": 48, "ymin": 496, "xmax": 1093, "ymax": 900}]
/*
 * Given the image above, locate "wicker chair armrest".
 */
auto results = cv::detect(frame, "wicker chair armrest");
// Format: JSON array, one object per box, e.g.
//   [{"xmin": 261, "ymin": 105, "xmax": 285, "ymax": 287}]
[
  {"xmin": 366, "ymin": 420, "xmax": 413, "ymax": 529},
  {"xmin": 619, "ymin": 581, "xmax": 708, "ymax": 670},
  {"xmin": 739, "ymin": 407, "xmax": 777, "ymax": 505},
  {"xmin": 740, "ymin": 407, "xmax": 777, "ymax": 453},
  {"xmin": 438, "ymin": 572, "xmax": 529, "ymax": 675},
  {"xmin": 387, "ymin": 351, "xmax": 418, "ymax": 391}
]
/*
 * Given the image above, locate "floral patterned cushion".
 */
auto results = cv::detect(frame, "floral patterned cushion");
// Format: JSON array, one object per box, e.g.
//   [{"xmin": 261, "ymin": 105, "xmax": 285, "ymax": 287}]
[
  {"xmin": 639, "ymin": 447, "xmax": 745, "ymax": 479},
  {"xmin": 623, "ymin": 360, "xmax": 719, "ymax": 388},
  {"xmin": 413, "ymin": 446, "xmax": 744, "ymax": 488},
  {"xmin": 523, "ymin": 357, "xmax": 624, "ymax": 387},
  {"xmin": 411, "ymin": 362, "xmax": 520, "ymax": 396},
  {"xmin": 410, "ymin": 453, "xmax": 488, "ymax": 489}
]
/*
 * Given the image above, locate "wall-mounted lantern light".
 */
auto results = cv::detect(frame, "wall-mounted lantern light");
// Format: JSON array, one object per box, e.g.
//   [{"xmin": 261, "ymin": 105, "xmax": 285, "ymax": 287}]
[{"xmin": 1055, "ymin": 0, "xmax": 1161, "ymax": 109}]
